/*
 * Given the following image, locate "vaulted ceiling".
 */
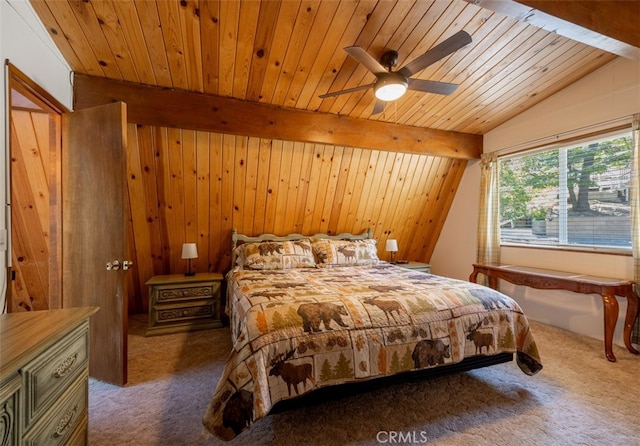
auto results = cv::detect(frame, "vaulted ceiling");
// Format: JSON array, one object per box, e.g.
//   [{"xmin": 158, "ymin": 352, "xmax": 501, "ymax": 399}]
[{"xmin": 30, "ymin": 0, "xmax": 638, "ymax": 143}]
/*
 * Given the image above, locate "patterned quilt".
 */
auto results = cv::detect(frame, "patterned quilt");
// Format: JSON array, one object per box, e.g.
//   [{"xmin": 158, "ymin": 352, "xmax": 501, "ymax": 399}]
[{"xmin": 203, "ymin": 263, "xmax": 542, "ymax": 440}]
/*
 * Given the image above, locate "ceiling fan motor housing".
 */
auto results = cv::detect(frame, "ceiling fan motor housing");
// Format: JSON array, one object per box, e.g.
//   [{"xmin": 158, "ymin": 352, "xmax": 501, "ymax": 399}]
[{"xmin": 380, "ymin": 50, "xmax": 400, "ymax": 69}]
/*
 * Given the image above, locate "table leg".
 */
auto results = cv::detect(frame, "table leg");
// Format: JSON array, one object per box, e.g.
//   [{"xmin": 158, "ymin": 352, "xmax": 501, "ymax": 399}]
[
  {"xmin": 602, "ymin": 293, "xmax": 619, "ymax": 362},
  {"xmin": 623, "ymin": 292, "xmax": 640, "ymax": 355},
  {"xmin": 468, "ymin": 269, "xmax": 497, "ymax": 290}
]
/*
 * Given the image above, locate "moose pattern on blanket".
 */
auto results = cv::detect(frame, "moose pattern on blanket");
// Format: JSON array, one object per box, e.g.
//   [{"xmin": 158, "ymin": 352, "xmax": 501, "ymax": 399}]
[{"xmin": 203, "ymin": 263, "xmax": 542, "ymax": 440}]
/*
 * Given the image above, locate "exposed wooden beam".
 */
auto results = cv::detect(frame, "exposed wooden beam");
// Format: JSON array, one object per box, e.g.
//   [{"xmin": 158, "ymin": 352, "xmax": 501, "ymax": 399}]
[
  {"xmin": 518, "ymin": 1, "xmax": 640, "ymax": 48},
  {"xmin": 468, "ymin": 0, "xmax": 640, "ymax": 60},
  {"xmin": 73, "ymin": 74, "xmax": 482, "ymax": 160}
]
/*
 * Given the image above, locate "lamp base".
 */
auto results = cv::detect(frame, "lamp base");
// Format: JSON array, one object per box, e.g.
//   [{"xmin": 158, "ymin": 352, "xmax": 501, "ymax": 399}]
[{"xmin": 184, "ymin": 258, "xmax": 196, "ymax": 276}]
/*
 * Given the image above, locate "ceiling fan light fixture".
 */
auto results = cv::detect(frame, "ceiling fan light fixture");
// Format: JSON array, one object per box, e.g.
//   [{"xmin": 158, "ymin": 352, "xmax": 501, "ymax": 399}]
[
  {"xmin": 374, "ymin": 74, "xmax": 408, "ymax": 101},
  {"xmin": 375, "ymin": 83, "xmax": 407, "ymax": 101},
  {"xmin": 375, "ymin": 82, "xmax": 407, "ymax": 101}
]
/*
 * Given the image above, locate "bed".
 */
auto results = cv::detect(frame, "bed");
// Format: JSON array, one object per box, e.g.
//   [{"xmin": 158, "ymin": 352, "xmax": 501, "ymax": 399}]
[{"xmin": 203, "ymin": 229, "xmax": 542, "ymax": 441}]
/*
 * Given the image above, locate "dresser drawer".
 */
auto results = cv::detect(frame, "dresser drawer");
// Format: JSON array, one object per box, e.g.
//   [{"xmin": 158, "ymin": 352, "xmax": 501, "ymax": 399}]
[
  {"xmin": 22, "ymin": 372, "xmax": 88, "ymax": 446},
  {"xmin": 22, "ymin": 322, "xmax": 89, "ymax": 430},
  {"xmin": 154, "ymin": 281, "xmax": 219, "ymax": 303}
]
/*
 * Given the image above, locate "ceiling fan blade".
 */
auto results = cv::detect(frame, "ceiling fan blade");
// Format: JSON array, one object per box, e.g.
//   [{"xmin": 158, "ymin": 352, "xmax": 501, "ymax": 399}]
[
  {"xmin": 319, "ymin": 83, "xmax": 374, "ymax": 99},
  {"xmin": 408, "ymin": 78, "xmax": 459, "ymax": 96},
  {"xmin": 344, "ymin": 46, "xmax": 388, "ymax": 74},
  {"xmin": 398, "ymin": 30, "xmax": 472, "ymax": 78},
  {"xmin": 372, "ymin": 99, "xmax": 386, "ymax": 115}
]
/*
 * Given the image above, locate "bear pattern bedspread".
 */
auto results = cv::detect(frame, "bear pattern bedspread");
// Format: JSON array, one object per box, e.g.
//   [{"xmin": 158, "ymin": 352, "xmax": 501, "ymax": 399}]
[{"xmin": 203, "ymin": 263, "xmax": 542, "ymax": 440}]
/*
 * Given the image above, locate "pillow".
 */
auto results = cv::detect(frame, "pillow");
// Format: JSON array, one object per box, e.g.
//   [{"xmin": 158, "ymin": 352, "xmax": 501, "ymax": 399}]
[
  {"xmin": 311, "ymin": 238, "xmax": 380, "ymax": 267},
  {"xmin": 238, "ymin": 239, "xmax": 316, "ymax": 270}
]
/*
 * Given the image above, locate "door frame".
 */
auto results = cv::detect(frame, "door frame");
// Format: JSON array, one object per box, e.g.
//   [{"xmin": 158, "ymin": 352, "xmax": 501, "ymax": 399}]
[{"xmin": 6, "ymin": 62, "xmax": 67, "ymax": 311}]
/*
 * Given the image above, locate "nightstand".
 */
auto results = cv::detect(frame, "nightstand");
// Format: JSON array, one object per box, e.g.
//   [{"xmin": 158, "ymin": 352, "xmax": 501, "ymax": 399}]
[
  {"xmin": 145, "ymin": 272, "xmax": 224, "ymax": 336},
  {"xmin": 395, "ymin": 261, "xmax": 431, "ymax": 273}
]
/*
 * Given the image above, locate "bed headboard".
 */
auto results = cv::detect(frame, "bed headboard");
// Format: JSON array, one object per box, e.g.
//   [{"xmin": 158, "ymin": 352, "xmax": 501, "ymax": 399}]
[{"xmin": 231, "ymin": 228, "xmax": 373, "ymax": 264}]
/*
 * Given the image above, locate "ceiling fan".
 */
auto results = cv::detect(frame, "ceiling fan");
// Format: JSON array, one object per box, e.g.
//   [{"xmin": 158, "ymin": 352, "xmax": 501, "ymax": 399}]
[{"xmin": 319, "ymin": 30, "xmax": 472, "ymax": 115}]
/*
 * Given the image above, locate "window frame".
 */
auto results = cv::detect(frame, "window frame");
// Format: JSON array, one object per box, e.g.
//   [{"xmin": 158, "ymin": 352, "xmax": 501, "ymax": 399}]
[{"xmin": 497, "ymin": 126, "xmax": 633, "ymax": 255}]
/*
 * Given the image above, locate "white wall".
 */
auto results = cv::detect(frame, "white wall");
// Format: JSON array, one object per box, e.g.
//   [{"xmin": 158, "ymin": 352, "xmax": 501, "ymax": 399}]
[
  {"xmin": 0, "ymin": 0, "xmax": 72, "ymax": 312},
  {"xmin": 433, "ymin": 56, "xmax": 640, "ymax": 349},
  {"xmin": 430, "ymin": 158, "xmax": 480, "ymax": 280}
]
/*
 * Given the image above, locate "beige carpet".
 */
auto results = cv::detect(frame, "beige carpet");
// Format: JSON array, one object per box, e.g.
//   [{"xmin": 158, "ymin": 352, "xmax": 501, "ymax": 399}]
[{"xmin": 88, "ymin": 315, "xmax": 640, "ymax": 446}]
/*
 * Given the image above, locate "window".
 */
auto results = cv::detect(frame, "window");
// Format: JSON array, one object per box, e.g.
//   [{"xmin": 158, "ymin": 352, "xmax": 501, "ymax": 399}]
[{"xmin": 498, "ymin": 129, "xmax": 632, "ymax": 250}]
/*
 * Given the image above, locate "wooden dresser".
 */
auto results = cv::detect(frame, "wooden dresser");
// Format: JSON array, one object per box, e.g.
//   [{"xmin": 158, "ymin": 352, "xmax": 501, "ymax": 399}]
[
  {"xmin": 146, "ymin": 273, "xmax": 224, "ymax": 336},
  {"xmin": 0, "ymin": 307, "xmax": 98, "ymax": 446}
]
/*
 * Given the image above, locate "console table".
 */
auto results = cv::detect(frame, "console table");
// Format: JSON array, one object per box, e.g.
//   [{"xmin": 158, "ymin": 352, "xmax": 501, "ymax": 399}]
[{"xmin": 469, "ymin": 263, "xmax": 639, "ymax": 362}]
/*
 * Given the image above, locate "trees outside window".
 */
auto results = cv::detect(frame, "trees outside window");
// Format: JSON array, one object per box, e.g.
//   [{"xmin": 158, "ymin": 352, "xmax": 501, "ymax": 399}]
[{"xmin": 498, "ymin": 130, "xmax": 632, "ymax": 249}]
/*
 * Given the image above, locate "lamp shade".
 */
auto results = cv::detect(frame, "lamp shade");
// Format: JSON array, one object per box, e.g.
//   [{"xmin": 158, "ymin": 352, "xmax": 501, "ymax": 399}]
[
  {"xmin": 181, "ymin": 243, "xmax": 198, "ymax": 259},
  {"xmin": 385, "ymin": 239, "xmax": 398, "ymax": 252}
]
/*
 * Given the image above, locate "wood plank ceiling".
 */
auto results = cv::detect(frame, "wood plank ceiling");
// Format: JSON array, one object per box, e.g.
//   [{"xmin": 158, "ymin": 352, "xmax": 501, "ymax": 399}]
[{"xmin": 30, "ymin": 0, "xmax": 632, "ymax": 137}]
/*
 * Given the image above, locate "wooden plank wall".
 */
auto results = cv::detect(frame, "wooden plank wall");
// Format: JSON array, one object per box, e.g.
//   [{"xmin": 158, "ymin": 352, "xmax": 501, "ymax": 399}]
[
  {"xmin": 125, "ymin": 123, "xmax": 467, "ymax": 314},
  {"xmin": 9, "ymin": 108, "xmax": 467, "ymax": 314},
  {"xmin": 10, "ymin": 110, "xmax": 50, "ymax": 312}
]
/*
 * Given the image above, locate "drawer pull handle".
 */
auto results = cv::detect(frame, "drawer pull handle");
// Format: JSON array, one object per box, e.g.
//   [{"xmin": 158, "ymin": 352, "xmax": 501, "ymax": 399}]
[
  {"xmin": 53, "ymin": 353, "xmax": 78, "ymax": 378},
  {"xmin": 53, "ymin": 403, "xmax": 78, "ymax": 438}
]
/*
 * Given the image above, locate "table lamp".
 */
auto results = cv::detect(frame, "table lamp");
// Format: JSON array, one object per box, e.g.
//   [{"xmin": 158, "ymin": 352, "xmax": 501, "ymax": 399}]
[
  {"xmin": 181, "ymin": 243, "xmax": 198, "ymax": 276},
  {"xmin": 386, "ymin": 239, "xmax": 398, "ymax": 264}
]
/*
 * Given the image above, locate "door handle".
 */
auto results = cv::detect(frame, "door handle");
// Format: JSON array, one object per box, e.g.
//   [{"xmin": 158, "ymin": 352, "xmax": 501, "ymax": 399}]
[{"xmin": 106, "ymin": 260, "xmax": 133, "ymax": 271}]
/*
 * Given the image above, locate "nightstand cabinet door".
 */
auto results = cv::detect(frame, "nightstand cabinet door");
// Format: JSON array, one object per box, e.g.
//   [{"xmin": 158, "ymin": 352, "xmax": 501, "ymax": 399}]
[{"xmin": 146, "ymin": 273, "xmax": 224, "ymax": 336}]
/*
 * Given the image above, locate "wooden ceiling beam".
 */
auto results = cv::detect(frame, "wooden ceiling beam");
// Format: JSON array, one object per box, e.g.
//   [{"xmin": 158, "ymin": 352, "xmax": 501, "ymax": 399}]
[
  {"xmin": 517, "ymin": 1, "xmax": 640, "ymax": 48},
  {"xmin": 72, "ymin": 74, "xmax": 482, "ymax": 160},
  {"xmin": 468, "ymin": 0, "xmax": 640, "ymax": 60}
]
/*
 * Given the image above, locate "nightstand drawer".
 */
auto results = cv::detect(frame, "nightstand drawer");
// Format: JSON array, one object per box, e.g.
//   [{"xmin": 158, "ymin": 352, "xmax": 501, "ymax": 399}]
[
  {"xmin": 23, "ymin": 372, "xmax": 88, "ymax": 446},
  {"xmin": 22, "ymin": 322, "xmax": 89, "ymax": 430},
  {"xmin": 152, "ymin": 299, "xmax": 215, "ymax": 324},
  {"xmin": 155, "ymin": 282, "xmax": 219, "ymax": 302}
]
